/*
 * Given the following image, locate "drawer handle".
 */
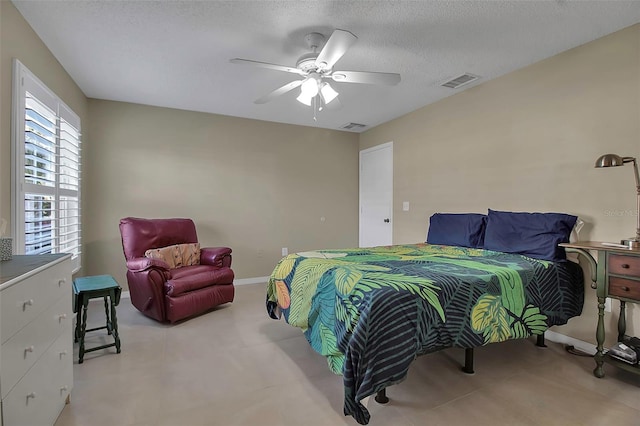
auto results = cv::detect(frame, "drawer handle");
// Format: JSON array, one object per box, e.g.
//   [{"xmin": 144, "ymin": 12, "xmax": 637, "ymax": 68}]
[
  {"xmin": 59, "ymin": 313, "xmax": 68, "ymax": 322},
  {"xmin": 22, "ymin": 299, "xmax": 34, "ymax": 310},
  {"xmin": 621, "ymin": 264, "xmax": 630, "ymax": 269},
  {"xmin": 58, "ymin": 278, "xmax": 67, "ymax": 287},
  {"xmin": 621, "ymin": 286, "xmax": 630, "ymax": 292}
]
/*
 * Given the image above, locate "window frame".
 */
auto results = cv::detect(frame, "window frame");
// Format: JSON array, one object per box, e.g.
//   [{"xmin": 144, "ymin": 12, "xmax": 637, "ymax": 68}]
[{"xmin": 11, "ymin": 59, "xmax": 82, "ymax": 273}]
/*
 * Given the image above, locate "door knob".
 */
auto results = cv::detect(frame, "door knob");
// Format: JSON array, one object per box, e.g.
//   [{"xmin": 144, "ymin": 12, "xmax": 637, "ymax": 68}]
[{"xmin": 384, "ymin": 218, "xmax": 390, "ymax": 223}]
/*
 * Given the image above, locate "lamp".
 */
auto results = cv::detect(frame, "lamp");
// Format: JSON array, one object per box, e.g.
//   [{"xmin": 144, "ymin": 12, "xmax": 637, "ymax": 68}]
[
  {"xmin": 595, "ymin": 153, "xmax": 640, "ymax": 248},
  {"xmin": 296, "ymin": 75, "xmax": 339, "ymax": 108},
  {"xmin": 296, "ymin": 92, "xmax": 313, "ymax": 106},
  {"xmin": 320, "ymin": 82, "xmax": 338, "ymax": 104},
  {"xmin": 300, "ymin": 76, "xmax": 319, "ymax": 97},
  {"xmin": 296, "ymin": 74, "xmax": 320, "ymax": 106}
]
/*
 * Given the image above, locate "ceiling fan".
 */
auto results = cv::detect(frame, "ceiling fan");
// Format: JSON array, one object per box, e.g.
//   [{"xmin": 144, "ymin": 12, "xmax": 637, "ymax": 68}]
[{"xmin": 231, "ymin": 29, "xmax": 401, "ymax": 110}]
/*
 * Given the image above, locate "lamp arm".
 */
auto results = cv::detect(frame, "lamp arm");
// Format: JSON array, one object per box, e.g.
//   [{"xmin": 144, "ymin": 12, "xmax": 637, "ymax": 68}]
[
  {"xmin": 634, "ymin": 159, "xmax": 640, "ymax": 241},
  {"xmin": 632, "ymin": 158, "xmax": 640, "ymax": 191}
]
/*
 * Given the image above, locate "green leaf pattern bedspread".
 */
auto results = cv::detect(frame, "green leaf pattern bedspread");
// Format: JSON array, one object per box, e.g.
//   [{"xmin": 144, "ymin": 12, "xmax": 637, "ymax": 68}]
[{"xmin": 266, "ymin": 243, "xmax": 584, "ymax": 424}]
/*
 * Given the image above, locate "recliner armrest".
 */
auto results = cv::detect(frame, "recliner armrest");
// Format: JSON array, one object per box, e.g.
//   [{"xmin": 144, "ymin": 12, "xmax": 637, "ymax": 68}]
[
  {"xmin": 126, "ymin": 257, "xmax": 171, "ymax": 272},
  {"xmin": 200, "ymin": 247, "xmax": 232, "ymax": 268}
]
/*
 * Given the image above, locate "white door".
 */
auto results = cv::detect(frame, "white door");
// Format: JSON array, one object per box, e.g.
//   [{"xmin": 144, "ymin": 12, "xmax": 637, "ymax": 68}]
[{"xmin": 359, "ymin": 142, "xmax": 393, "ymax": 247}]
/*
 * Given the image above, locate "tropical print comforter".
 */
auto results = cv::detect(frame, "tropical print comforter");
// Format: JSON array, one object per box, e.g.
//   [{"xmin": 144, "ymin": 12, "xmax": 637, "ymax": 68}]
[{"xmin": 266, "ymin": 244, "xmax": 584, "ymax": 424}]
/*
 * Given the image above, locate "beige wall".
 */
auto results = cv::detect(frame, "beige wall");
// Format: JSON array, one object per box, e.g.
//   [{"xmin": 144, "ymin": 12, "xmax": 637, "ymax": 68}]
[
  {"xmin": 360, "ymin": 24, "xmax": 640, "ymax": 345},
  {"xmin": 85, "ymin": 100, "xmax": 359, "ymax": 286},
  {"xmin": 2, "ymin": 0, "xmax": 638, "ymax": 346},
  {"xmin": 1, "ymin": 0, "xmax": 358, "ymax": 288},
  {"xmin": 0, "ymin": 0, "xmax": 89, "ymax": 244}
]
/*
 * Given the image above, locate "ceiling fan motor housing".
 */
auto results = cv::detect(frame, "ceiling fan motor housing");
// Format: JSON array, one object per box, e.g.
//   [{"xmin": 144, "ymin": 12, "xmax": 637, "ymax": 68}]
[
  {"xmin": 304, "ymin": 32, "xmax": 325, "ymax": 51},
  {"xmin": 296, "ymin": 52, "xmax": 320, "ymax": 72},
  {"xmin": 297, "ymin": 32, "xmax": 326, "ymax": 72}
]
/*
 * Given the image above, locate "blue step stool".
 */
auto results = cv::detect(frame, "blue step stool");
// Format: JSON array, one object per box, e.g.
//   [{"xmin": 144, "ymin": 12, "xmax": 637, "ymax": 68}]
[{"xmin": 73, "ymin": 275, "xmax": 122, "ymax": 363}]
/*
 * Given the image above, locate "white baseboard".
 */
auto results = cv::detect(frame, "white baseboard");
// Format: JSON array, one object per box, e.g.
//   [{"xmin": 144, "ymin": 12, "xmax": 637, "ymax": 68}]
[
  {"xmin": 234, "ymin": 276, "xmax": 270, "ymax": 285},
  {"xmin": 544, "ymin": 330, "xmax": 596, "ymax": 355}
]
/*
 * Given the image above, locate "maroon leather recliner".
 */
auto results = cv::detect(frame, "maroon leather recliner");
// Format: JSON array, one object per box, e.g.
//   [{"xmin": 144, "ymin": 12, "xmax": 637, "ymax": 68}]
[{"xmin": 119, "ymin": 217, "xmax": 234, "ymax": 323}]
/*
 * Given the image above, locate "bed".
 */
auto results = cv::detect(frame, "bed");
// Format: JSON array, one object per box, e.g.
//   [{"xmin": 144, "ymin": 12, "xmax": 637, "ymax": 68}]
[{"xmin": 265, "ymin": 212, "xmax": 585, "ymax": 424}]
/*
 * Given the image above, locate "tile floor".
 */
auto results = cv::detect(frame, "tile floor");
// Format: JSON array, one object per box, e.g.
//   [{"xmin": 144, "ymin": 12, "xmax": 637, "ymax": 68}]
[{"xmin": 56, "ymin": 283, "xmax": 640, "ymax": 426}]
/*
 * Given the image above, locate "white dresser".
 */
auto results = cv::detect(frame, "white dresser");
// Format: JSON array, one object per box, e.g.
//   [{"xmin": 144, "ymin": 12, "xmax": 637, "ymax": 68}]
[{"xmin": 0, "ymin": 254, "xmax": 73, "ymax": 426}]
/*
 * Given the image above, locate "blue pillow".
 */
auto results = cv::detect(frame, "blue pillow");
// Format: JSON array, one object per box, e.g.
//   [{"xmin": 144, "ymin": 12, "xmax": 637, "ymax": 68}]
[
  {"xmin": 426, "ymin": 213, "xmax": 487, "ymax": 248},
  {"xmin": 483, "ymin": 209, "xmax": 577, "ymax": 262}
]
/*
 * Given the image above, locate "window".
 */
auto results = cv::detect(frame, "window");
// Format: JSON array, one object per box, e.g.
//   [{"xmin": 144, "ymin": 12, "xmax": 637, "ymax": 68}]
[{"xmin": 12, "ymin": 60, "xmax": 82, "ymax": 272}]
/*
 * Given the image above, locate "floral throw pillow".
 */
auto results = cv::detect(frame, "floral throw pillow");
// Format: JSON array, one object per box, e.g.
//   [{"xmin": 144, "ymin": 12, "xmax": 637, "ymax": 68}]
[
  {"xmin": 178, "ymin": 243, "xmax": 201, "ymax": 267},
  {"xmin": 145, "ymin": 243, "xmax": 201, "ymax": 269}
]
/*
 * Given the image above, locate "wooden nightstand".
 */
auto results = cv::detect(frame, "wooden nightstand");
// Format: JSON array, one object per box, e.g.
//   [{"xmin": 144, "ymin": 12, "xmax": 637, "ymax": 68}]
[{"xmin": 561, "ymin": 241, "xmax": 640, "ymax": 378}]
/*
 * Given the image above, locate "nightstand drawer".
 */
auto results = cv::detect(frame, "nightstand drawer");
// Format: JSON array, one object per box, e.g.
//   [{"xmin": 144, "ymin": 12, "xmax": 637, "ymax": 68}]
[
  {"xmin": 609, "ymin": 276, "xmax": 640, "ymax": 301},
  {"xmin": 609, "ymin": 254, "xmax": 640, "ymax": 276}
]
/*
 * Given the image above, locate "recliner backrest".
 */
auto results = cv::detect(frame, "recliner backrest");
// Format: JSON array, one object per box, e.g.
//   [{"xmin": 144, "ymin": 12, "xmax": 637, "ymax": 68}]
[{"xmin": 119, "ymin": 217, "xmax": 199, "ymax": 261}]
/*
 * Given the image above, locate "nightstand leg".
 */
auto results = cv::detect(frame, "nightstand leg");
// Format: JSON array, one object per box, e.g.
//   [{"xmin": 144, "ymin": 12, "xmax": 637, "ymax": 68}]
[
  {"xmin": 617, "ymin": 301, "xmax": 626, "ymax": 342},
  {"xmin": 594, "ymin": 296, "xmax": 606, "ymax": 378}
]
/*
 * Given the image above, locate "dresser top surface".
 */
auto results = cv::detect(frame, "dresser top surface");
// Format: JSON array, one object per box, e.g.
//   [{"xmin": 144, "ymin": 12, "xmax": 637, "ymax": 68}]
[{"xmin": 0, "ymin": 254, "xmax": 70, "ymax": 289}]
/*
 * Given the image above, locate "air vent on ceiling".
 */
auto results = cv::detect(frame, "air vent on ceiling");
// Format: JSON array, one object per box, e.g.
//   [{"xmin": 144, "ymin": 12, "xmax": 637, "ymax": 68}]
[
  {"xmin": 341, "ymin": 122, "xmax": 367, "ymax": 130},
  {"xmin": 441, "ymin": 73, "xmax": 480, "ymax": 89}
]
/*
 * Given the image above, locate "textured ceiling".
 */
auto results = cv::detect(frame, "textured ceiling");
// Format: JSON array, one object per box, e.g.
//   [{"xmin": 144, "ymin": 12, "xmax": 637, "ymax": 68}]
[{"xmin": 12, "ymin": 1, "xmax": 640, "ymax": 132}]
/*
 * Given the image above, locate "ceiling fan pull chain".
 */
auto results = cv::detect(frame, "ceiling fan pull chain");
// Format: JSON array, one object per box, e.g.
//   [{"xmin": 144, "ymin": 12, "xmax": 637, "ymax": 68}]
[{"xmin": 313, "ymin": 96, "xmax": 317, "ymax": 121}]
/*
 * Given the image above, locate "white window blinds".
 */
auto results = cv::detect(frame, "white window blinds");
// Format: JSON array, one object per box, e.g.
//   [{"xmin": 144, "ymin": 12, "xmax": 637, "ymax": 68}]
[{"xmin": 12, "ymin": 60, "xmax": 82, "ymax": 272}]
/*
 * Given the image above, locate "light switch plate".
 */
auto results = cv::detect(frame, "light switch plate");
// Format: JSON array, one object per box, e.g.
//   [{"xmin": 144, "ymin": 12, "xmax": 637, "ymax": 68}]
[{"xmin": 402, "ymin": 201, "xmax": 409, "ymax": 211}]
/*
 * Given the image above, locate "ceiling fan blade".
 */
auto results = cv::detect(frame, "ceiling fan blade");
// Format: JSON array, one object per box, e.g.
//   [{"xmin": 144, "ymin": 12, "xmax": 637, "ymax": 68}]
[
  {"xmin": 230, "ymin": 58, "xmax": 304, "ymax": 75},
  {"xmin": 254, "ymin": 80, "xmax": 303, "ymax": 104},
  {"xmin": 315, "ymin": 29, "xmax": 357, "ymax": 70},
  {"xmin": 331, "ymin": 71, "xmax": 401, "ymax": 86}
]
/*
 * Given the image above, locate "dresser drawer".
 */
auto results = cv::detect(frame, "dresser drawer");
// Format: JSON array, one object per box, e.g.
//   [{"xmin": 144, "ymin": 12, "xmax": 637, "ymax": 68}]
[
  {"xmin": 1, "ymin": 295, "xmax": 72, "ymax": 399},
  {"xmin": 608, "ymin": 276, "xmax": 640, "ymax": 301},
  {"xmin": 609, "ymin": 254, "xmax": 640, "ymax": 276},
  {"xmin": 1, "ymin": 260, "xmax": 71, "ymax": 344},
  {"xmin": 46, "ymin": 326, "xmax": 74, "ymax": 401},
  {"xmin": 2, "ymin": 329, "xmax": 73, "ymax": 426}
]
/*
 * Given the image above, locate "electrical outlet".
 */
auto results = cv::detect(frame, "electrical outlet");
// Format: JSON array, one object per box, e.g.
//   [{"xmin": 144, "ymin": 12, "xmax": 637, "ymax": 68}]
[
  {"xmin": 604, "ymin": 297, "xmax": 612, "ymax": 313},
  {"xmin": 282, "ymin": 247, "xmax": 288, "ymax": 256}
]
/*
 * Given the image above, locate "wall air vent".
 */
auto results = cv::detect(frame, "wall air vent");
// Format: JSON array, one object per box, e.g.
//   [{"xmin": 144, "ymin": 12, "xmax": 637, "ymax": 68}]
[
  {"xmin": 341, "ymin": 122, "xmax": 367, "ymax": 130},
  {"xmin": 441, "ymin": 73, "xmax": 480, "ymax": 89}
]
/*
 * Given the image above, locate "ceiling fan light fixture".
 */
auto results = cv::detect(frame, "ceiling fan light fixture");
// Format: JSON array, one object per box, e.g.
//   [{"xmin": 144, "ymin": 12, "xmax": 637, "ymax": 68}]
[
  {"xmin": 296, "ymin": 92, "xmax": 313, "ymax": 106},
  {"xmin": 320, "ymin": 82, "xmax": 339, "ymax": 104},
  {"xmin": 300, "ymin": 75, "xmax": 320, "ymax": 97}
]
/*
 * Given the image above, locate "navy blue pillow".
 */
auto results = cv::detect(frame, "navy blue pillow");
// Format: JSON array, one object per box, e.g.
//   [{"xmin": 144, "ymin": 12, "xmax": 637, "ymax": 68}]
[
  {"xmin": 483, "ymin": 209, "xmax": 577, "ymax": 262},
  {"xmin": 426, "ymin": 213, "xmax": 487, "ymax": 248}
]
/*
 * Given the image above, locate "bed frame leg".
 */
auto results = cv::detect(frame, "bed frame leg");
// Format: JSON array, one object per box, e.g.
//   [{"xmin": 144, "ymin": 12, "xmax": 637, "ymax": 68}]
[
  {"xmin": 462, "ymin": 348, "xmax": 475, "ymax": 374},
  {"xmin": 375, "ymin": 388, "xmax": 390, "ymax": 404},
  {"xmin": 536, "ymin": 334, "xmax": 547, "ymax": 348}
]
